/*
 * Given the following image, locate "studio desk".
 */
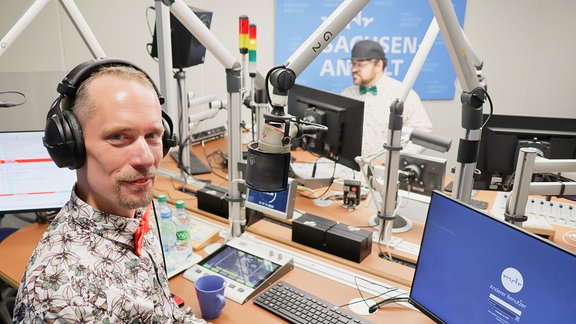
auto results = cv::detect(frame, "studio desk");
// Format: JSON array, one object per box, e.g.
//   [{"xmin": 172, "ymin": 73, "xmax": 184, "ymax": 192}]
[
  {"xmin": 0, "ymin": 137, "xmax": 431, "ymax": 323},
  {"xmin": 2, "ymin": 137, "xmax": 574, "ymax": 323}
]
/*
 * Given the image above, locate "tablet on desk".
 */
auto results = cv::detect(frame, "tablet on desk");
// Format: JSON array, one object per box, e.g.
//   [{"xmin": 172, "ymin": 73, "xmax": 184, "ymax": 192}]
[{"xmin": 182, "ymin": 235, "xmax": 294, "ymax": 304}]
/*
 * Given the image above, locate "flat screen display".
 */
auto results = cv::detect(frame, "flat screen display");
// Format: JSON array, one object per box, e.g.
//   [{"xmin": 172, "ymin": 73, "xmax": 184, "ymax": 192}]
[
  {"xmin": 197, "ymin": 245, "xmax": 281, "ymax": 289},
  {"xmin": 0, "ymin": 131, "xmax": 76, "ymax": 213},
  {"xmin": 245, "ymin": 178, "xmax": 297, "ymax": 219},
  {"xmin": 410, "ymin": 191, "xmax": 576, "ymax": 323}
]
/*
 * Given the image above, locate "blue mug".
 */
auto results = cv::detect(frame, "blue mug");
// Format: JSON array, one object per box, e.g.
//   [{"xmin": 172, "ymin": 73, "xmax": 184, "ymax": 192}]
[{"xmin": 194, "ymin": 275, "xmax": 226, "ymax": 319}]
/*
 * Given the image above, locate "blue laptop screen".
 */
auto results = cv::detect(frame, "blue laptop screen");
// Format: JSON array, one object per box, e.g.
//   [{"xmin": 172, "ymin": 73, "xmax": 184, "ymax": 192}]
[{"xmin": 410, "ymin": 191, "xmax": 576, "ymax": 323}]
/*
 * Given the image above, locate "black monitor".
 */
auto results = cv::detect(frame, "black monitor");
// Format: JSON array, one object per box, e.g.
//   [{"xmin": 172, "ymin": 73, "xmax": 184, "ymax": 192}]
[
  {"xmin": 0, "ymin": 130, "xmax": 76, "ymax": 214},
  {"xmin": 409, "ymin": 191, "xmax": 576, "ymax": 322},
  {"xmin": 287, "ymin": 84, "xmax": 364, "ymax": 170},
  {"xmin": 475, "ymin": 114, "xmax": 576, "ymax": 191}
]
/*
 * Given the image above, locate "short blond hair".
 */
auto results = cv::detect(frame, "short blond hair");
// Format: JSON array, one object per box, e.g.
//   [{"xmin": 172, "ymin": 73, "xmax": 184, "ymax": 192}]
[{"xmin": 68, "ymin": 65, "xmax": 156, "ymax": 125}]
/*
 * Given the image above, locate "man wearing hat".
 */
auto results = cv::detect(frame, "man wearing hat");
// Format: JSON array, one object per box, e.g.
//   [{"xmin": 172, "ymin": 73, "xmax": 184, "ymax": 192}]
[{"xmin": 341, "ymin": 39, "xmax": 433, "ymax": 156}]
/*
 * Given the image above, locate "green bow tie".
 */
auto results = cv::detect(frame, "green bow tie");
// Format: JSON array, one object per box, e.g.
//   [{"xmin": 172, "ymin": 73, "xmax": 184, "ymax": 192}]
[{"xmin": 359, "ymin": 85, "xmax": 377, "ymax": 95}]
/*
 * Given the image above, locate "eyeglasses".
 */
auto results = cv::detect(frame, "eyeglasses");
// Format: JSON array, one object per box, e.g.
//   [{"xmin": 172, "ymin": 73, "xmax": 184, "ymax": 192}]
[{"xmin": 349, "ymin": 59, "xmax": 377, "ymax": 69}]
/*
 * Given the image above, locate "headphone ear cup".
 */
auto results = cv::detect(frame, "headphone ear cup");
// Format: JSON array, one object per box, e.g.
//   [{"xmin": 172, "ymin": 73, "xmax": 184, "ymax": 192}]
[
  {"xmin": 161, "ymin": 110, "xmax": 177, "ymax": 157},
  {"xmin": 43, "ymin": 107, "xmax": 85, "ymax": 170},
  {"xmin": 61, "ymin": 110, "xmax": 85, "ymax": 169}
]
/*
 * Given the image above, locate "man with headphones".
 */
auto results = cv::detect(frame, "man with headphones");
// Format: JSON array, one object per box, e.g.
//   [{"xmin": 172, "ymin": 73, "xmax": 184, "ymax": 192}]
[{"xmin": 12, "ymin": 58, "xmax": 207, "ymax": 323}]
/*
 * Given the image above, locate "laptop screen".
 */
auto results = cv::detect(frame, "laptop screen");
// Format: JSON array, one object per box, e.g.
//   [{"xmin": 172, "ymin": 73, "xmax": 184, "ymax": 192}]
[
  {"xmin": 0, "ymin": 131, "xmax": 76, "ymax": 213},
  {"xmin": 410, "ymin": 191, "xmax": 576, "ymax": 323}
]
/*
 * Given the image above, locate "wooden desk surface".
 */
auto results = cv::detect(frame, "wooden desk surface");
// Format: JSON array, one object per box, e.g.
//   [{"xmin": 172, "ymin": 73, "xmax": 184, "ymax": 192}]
[
  {"xmin": 2, "ymin": 137, "xmax": 574, "ymax": 322},
  {"xmin": 154, "ymin": 142, "xmax": 420, "ymax": 286},
  {"xmin": 0, "ymin": 211, "xmax": 432, "ymax": 323}
]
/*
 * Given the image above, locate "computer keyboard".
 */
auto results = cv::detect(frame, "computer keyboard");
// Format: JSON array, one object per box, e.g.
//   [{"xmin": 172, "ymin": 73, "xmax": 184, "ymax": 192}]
[
  {"xmin": 443, "ymin": 181, "xmax": 488, "ymax": 210},
  {"xmin": 491, "ymin": 191, "xmax": 576, "ymax": 229},
  {"xmin": 170, "ymin": 151, "xmax": 212, "ymax": 175},
  {"xmin": 253, "ymin": 281, "xmax": 373, "ymax": 324},
  {"xmin": 469, "ymin": 199, "xmax": 489, "ymax": 210}
]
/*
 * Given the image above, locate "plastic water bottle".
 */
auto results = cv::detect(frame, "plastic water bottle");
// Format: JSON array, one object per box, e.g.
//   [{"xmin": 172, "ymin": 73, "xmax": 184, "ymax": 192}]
[
  {"xmin": 159, "ymin": 209, "xmax": 177, "ymax": 267},
  {"xmin": 155, "ymin": 194, "xmax": 172, "ymax": 219},
  {"xmin": 172, "ymin": 200, "xmax": 192, "ymax": 260}
]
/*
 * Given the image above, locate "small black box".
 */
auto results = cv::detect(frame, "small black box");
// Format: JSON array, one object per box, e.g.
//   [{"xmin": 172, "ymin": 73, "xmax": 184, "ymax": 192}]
[
  {"xmin": 325, "ymin": 223, "xmax": 372, "ymax": 263},
  {"xmin": 292, "ymin": 213, "xmax": 336, "ymax": 250},
  {"xmin": 343, "ymin": 179, "xmax": 362, "ymax": 207},
  {"xmin": 197, "ymin": 184, "xmax": 228, "ymax": 218}
]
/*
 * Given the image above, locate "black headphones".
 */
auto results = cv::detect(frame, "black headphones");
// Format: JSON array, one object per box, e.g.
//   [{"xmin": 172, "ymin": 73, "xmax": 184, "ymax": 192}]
[{"xmin": 43, "ymin": 58, "xmax": 177, "ymax": 169}]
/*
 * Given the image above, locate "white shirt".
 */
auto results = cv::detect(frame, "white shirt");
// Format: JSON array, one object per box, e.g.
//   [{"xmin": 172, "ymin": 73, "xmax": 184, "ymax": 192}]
[{"xmin": 341, "ymin": 74, "xmax": 433, "ymax": 157}]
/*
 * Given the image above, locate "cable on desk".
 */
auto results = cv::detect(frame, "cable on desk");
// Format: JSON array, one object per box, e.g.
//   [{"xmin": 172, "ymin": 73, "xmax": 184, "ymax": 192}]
[
  {"xmin": 374, "ymin": 194, "xmax": 407, "ymax": 262},
  {"xmin": 202, "ymin": 143, "xmax": 228, "ymax": 182},
  {"xmin": 295, "ymin": 159, "xmax": 337, "ymax": 199},
  {"xmin": 337, "ymin": 276, "xmax": 400, "ymax": 310},
  {"xmin": 368, "ymin": 296, "xmax": 411, "ymax": 314}
]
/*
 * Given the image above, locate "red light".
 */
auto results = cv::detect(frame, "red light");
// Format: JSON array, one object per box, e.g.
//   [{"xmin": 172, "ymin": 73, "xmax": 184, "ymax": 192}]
[{"xmin": 239, "ymin": 16, "xmax": 249, "ymax": 53}]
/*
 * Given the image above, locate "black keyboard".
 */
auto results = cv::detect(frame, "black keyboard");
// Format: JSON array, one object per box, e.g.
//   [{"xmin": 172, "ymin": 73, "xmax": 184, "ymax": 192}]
[
  {"xmin": 170, "ymin": 151, "xmax": 212, "ymax": 175},
  {"xmin": 444, "ymin": 181, "xmax": 488, "ymax": 210},
  {"xmin": 253, "ymin": 281, "xmax": 373, "ymax": 324}
]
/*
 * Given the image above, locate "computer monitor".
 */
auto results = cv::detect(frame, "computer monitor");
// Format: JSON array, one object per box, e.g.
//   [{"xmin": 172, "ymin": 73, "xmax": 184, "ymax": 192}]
[
  {"xmin": 409, "ymin": 191, "xmax": 576, "ymax": 323},
  {"xmin": 476, "ymin": 113, "xmax": 576, "ymax": 190},
  {"xmin": 287, "ymin": 84, "xmax": 364, "ymax": 171},
  {"xmin": 0, "ymin": 131, "xmax": 76, "ymax": 214},
  {"xmin": 245, "ymin": 178, "xmax": 297, "ymax": 220}
]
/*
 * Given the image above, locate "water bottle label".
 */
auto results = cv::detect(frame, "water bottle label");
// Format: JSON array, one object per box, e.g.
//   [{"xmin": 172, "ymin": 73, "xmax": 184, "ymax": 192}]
[{"xmin": 176, "ymin": 230, "xmax": 190, "ymax": 242}]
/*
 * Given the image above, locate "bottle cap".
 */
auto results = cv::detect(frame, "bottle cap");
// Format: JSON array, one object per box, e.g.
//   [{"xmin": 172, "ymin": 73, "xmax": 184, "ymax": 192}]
[
  {"xmin": 175, "ymin": 200, "xmax": 185, "ymax": 209},
  {"xmin": 157, "ymin": 194, "xmax": 167, "ymax": 202},
  {"xmin": 160, "ymin": 209, "xmax": 171, "ymax": 218}
]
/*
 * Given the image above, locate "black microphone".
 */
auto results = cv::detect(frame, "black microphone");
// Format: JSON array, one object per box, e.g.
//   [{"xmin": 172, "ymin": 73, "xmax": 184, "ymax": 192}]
[{"xmin": 297, "ymin": 124, "xmax": 328, "ymax": 136}]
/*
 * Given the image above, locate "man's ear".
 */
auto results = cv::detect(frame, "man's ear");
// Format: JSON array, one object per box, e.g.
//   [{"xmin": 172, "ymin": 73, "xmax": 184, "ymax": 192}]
[{"xmin": 376, "ymin": 59, "xmax": 385, "ymax": 71}]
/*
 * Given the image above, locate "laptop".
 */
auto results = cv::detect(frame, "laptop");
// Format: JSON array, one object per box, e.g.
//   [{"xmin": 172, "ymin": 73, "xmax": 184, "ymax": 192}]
[{"xmin": 407, "ymin": 191, "xmax": 576, "ymax": 323}]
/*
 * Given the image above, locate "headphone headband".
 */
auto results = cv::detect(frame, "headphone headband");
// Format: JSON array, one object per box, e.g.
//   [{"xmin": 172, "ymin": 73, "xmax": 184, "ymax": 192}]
[{"xmin": 57, "ymin": 58, "xmax": 165, "ymax": 105}]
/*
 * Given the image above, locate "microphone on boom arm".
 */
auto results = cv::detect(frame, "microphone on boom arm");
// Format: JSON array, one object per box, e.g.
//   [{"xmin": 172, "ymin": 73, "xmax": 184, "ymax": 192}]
[{"xmin": 244, "ymin": 66, "xmax": 327, "ymax": 192}]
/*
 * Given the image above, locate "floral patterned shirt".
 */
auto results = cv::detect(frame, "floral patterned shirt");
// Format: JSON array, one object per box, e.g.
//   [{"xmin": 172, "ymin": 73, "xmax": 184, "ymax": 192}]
[{"xmin": 13, "ymin": 189, "xmax": 207, "ymax": 323}]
